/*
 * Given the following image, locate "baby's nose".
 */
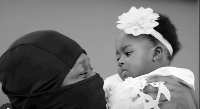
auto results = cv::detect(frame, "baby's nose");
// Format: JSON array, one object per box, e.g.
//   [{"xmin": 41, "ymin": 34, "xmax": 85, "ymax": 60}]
[{"xmin": 118, "ymin": 60, "xmax": 125, "ymax": 67}]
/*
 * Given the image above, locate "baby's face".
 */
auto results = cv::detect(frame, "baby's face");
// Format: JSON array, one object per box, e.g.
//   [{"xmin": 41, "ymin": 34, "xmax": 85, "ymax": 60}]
[
  {"xmin": 62, "ymin": 53, "xmax": 96, "ymax": 86},
  {"xmin": 115, "ymin": 32, "xmax": 156, "ymax": 80}
]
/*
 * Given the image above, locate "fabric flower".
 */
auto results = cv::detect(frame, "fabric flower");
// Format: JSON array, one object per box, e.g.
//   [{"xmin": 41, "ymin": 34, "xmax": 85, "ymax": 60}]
[{"xmin": 116, "ymin": 6, "xmax": 159, "ymax": 36}]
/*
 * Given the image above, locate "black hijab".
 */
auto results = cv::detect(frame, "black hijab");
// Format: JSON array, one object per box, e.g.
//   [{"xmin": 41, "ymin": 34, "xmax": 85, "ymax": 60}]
[{"xmin": 0, "ymin": 30, "xmax": 106, "ymax": 109}]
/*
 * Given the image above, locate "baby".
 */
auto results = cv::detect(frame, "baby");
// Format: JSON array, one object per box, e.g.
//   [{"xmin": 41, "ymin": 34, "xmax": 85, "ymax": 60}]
[
  {"xmin": 104, "ymin": 67, "xmax": 195, "ymax": 109},
  {"xmin": 104, "ymin": 6, "xmax": 197, "ymax": 109}
]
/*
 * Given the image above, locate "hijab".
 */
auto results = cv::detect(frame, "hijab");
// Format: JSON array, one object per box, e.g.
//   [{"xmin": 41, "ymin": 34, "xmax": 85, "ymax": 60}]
[{"xmin": 0, "ymin": 30, "xmax": 106, "ymax": 109}]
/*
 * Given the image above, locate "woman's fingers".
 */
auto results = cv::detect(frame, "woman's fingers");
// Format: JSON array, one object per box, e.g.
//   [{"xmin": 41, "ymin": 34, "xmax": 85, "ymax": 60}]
[
  {"xmin": 145, "ymin": 92, "xmax": 157, "ymax": 100},
  {"xmin": 143, "ymin": 84, "xmax": 158, "ymax": 93},
  {"xmin": 145, "ymin": 89, "xmax": 182, "ymax": 103},
  {"xmin": 144, "ymin": 81, "xmax": 179, "ymax": 94},
  {"xmin": 147, "ymin": 76, "xmax": 173, "ymax": 83},
  {"xmin": 158, "ymin": 101, "xmax": 178, "ymax": 109},
  {"xmin": 146, "ymin": 92, "xmax": 168, "ymax": 102},
  {"xmin": 146, "ymin": 76, "xmax": 189, "ymax": 93},
  {"xmin": 147, "ymin": 76, "xmax": 183, "ymax": 86},
  {"xmin": 144, "ymin": 75, "xmax": 195, "ymax": 107},
  {"xmin": 145, "ymin": 85, "xmax": 193, "ymax": 105},
  {"xmin": 144, "ymin": 82, "xmax": 187, "ymax": 102},
  {"xmin": 158, "ymin": 97, "xmax": 194, "ymax": 109}
]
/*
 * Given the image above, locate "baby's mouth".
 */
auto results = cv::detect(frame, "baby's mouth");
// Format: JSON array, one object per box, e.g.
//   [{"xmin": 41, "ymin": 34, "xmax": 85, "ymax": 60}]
[{"xmin": 120, "ymin": 71, "xmax": 128, "ymax": 80}]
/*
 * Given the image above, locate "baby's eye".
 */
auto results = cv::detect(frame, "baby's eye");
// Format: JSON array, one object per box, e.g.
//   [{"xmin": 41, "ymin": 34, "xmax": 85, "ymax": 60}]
[
  {"xmin": 116, "ymin": 57, "xmax": 120, "ymax": 61},
  {"xmin": 116, "ymin": 55, "xmax": 120, "ymax": 61},
  {"xmin": 125, "ymin": 51, "xmax": 132, "ymax": 57}
]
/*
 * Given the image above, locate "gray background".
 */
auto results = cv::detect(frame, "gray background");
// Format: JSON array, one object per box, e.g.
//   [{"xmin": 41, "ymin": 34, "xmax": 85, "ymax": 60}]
[{"xmin": 0, "ymin": 0, "xmax": 199, "ymax": 105}]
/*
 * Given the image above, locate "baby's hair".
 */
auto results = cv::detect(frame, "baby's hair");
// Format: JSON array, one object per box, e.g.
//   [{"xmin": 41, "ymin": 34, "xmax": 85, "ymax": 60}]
[{"xmin": 146, "ymin": 13, "xmax": 181, "ymax": 61}]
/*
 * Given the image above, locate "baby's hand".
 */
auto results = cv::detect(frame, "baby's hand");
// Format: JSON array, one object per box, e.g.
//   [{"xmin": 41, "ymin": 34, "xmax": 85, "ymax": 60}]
[{"xmin": 144, "ymin": 76, "xmax": 196, "ymax": 109}]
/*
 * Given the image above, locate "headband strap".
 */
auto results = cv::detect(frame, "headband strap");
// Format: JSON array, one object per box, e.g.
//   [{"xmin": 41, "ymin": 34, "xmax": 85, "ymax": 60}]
[{"xmin": 151, "ymin": 30, "xmax": 173, "ymax": 55}]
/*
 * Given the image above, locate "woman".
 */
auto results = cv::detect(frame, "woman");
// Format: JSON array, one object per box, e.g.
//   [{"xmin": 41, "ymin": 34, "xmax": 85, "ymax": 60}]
[{"xmin": 0, "ymin": 30, "xmax": 107, "ymax": 109}]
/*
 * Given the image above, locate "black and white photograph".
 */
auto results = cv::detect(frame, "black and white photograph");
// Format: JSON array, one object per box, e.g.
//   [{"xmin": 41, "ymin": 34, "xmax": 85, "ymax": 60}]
[{"xmin": 0, "ymin": 0, "xmax": 199, "ymax": 109}]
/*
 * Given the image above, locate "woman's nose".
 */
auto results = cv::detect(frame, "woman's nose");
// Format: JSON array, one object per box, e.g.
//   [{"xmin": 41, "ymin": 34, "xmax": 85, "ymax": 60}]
[{"xmin": 89, "ymin": 70, "xmax": 96, "ymax": 77}]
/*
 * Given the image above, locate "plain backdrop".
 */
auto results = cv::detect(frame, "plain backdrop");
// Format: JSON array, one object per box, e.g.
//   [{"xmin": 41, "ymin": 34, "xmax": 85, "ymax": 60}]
[{"xmin": 0, "ymin": 0, "xmax": 199, "ymax": 106}]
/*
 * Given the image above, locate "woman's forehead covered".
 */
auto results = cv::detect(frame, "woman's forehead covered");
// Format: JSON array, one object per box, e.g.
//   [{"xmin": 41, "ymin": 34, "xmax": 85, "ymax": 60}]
[{"xmin": 8, "ymin": 30, "xmax": 85, "ymax": 68}]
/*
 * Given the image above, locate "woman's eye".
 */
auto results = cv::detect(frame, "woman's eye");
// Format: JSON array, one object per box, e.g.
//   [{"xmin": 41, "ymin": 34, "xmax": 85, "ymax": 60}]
[{"xmin": 79, "ymin": 71, "xmax": 88, "ymax": 78}]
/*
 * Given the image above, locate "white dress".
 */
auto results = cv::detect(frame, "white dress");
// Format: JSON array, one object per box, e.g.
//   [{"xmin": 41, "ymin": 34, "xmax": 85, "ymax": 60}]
[{"xmin": 103, "ymin": 67, "xmax": 195, "ymax": 109}]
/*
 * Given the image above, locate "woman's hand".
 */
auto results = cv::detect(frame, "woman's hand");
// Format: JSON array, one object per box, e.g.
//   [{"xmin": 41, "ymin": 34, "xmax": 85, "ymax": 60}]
[{"xmin": 143, "ymin": 76, "xmax": 197, "ymax": 109}]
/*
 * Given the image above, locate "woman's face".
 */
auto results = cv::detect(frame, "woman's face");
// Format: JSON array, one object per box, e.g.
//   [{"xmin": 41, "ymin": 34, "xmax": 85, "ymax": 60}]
[
  {"xmin": 62, "ymin": 53, "xmax": 96, "ymax": 86},
  {"xmin": 115, "ymin": 32, "xmax": 156, "ymax": 80}
]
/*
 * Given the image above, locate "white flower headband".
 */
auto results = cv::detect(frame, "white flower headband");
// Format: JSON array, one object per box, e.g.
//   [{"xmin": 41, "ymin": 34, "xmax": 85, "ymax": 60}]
[{"xmin": 116, "ymin": 6, "xmax": 173, "ymax": 55}]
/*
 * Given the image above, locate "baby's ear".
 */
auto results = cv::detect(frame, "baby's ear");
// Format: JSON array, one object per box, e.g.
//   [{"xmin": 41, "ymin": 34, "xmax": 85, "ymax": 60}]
[{"xmin": 152, "ymin": 46, "xmax": 164, "ymax": 62}]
